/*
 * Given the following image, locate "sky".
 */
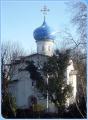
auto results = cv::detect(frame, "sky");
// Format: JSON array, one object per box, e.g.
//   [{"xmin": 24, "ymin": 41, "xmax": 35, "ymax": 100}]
[{"xmin": 1, "ymin": 0, "xmax": 87, "ymax": 55}]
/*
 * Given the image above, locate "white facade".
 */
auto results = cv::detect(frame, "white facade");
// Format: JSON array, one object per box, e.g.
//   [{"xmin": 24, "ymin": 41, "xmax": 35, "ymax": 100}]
[
  {"xmin": 8, "ymin": 54, "xmax": 48, "ymax": 109},
  {"xmin": 8, "ymin": 54, "xmax": 77, "ymax": 112},
  {"xmin": 66, "ymin": 60, "xmax": 77, "ymax": 106},
  {"xmin": 36, "ymin": 40, "xmax": 54, "ymax": 56}
]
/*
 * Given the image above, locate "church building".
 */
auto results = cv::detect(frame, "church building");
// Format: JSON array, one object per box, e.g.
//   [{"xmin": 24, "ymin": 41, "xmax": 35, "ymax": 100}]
[{"xmin": 8, "ymin": 6, "xmax": 77, "ymax": 112}]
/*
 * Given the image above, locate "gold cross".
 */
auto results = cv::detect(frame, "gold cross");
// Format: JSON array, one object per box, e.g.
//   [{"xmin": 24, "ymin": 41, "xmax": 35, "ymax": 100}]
[{"xmin": 41, "ymin": 5, "xmax": 50, "ymax": 15}]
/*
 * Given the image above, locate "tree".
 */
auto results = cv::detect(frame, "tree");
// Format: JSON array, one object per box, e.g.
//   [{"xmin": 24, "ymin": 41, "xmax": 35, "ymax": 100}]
[
  {"xmin": 70, "ymin": 1, "xmax": 87, "ymax": 44},
  {"xmin": 2, "ymin": 93, "xmax": 17, "ymax": 118},
  {"xmin": 1, "ymin": 41, "xmax": 25, "ymax": 64},
  {"xmin": 24, "ymin": 49, "xmax": 73, "ymax": 116},
  {"xmin": 61, "ymin": 1, "xmax": 87, "ymax": 116},
  {"xmin": 24, "ymin": 60, "xmax": 45, "ymax": 93},
  {"xmin": 1, "ymin": 41, "xmax": 25, "ymax": 92},
  {"xmin": 69, "ymin": 0, "xmax": 87, "ymax": 101},
  {"xmin": 42, "ymin": 49, "xmax": 72, "ymax": 115},
  {"xmin": 60, "ymin": 30, "xmax": 87, "ymax": 117},
  {"xmin": 66, "ymin": 0, "xmax": 87, "ymax": 54},
  {"xmin": 1, "ymin": 41, "xmax": 25, "ymax": 118}
]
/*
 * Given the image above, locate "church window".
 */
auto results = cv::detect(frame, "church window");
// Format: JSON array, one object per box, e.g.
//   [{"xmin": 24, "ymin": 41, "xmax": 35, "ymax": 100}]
[
  {"xmin": 32, "ymin": 81, "xmax": 34, "ymax": 86},
  {"xmin": 32, "ymin": 81, "xmax": 36, "ymax": 86}
]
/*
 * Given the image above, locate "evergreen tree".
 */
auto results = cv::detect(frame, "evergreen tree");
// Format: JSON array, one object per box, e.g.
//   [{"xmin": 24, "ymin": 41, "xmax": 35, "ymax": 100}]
[
  {"xmin": 42, "ymin": 49, "xmax": 72, "ymax": 115},
  {"xmin": 25, "ymin": 50, "xmax": 73, "ymax": 115}
]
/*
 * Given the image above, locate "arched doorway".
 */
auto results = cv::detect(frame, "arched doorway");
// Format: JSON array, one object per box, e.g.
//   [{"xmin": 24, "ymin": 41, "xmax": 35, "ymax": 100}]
[{"xmin": 28, "ymin": 95, "xmax": 37, "ymax": 108}]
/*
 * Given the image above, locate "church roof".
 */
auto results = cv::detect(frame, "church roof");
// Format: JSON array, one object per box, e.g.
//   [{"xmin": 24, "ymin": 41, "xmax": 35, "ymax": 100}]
[
  {"xmin": 5, "ymin": 53, "xmax": 49, "ymax": 66},
  {"xmin": 20, "ymin": 53, "xmax": 49, "ymax": 60}
]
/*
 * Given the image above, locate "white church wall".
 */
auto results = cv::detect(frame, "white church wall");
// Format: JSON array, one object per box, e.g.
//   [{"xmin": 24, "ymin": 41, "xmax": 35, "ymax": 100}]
[
  {"xmin": 36, "ymin": 40, "xmax": 54, "ymax": 56},
  {"xmin": 8, "ymin": 55, "xmax": 77, "ymax": 111},
  {"xmin": 8, "ymin": 58, "xmax": 47, "ymax": 109},
  {"xmin": 24, "ymin": 54, "xmax": 48, "ymax": 68},
  {"xmin": 10, "ymin": 63, "xmax": 27, "ymax": 81},
  {"xmin": 8, "ymin": 61, "xmax": 34, "ymax": 108},
  {"xmin": 17, "ymin": 78, "xmax": 33, "ymax": 108},
  {"xmin": 9, "ymin": 71, "xmax": 35, "ymax": 108},
  {"xmin": 66, "ymin": 60, "xmax": 77, "ymax": 105},
  {"xmin": 66, "ymin": 60, "xmax": 74, "ymax": 85},
  {"xmin": 69, "ymin": 74, "xmax": 77, "ymax": 99},
  {"xmin": 8, "ymin": 82, "xmax": 17, "ymax": 99}
]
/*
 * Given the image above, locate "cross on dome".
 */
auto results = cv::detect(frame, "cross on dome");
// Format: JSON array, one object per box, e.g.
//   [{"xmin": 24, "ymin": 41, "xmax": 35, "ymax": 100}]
[
  {"xmin": 41, "ymin": 6, "xmax": 50, "ymax": 22},
  {"xmin": 33, "ymin": 6, "xmax": 55, "ymax": 41},
  {"xmin": 41, "ymin": 5, "xmax": 50, "ymax": 15}
]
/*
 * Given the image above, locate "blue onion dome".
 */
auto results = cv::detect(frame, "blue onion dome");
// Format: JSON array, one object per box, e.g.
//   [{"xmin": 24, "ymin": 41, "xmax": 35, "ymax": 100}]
[{"xmin": 33, "ymin": 19, "xmax": 55, "ymax": 41}]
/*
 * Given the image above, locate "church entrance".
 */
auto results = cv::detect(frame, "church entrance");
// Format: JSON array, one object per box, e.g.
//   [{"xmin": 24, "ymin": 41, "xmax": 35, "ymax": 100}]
[{"xmin": 28, "ymin": 95, "xmax": 37, "ymax": 108}]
